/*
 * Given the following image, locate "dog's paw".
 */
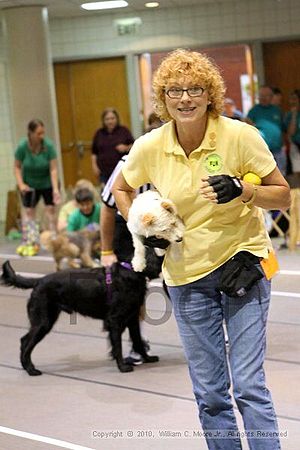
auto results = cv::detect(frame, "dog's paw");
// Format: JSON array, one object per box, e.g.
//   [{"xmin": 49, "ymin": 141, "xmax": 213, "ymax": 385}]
[
  {"xmin": 91, "ymin": 262, "xmax": 100, "ymax": 268},
  {"xmin": 143, "ymin": 355, "xmax": 159, "ymax": 364},
  {"xmin": 69, "ymin": 261, "xmax": 80, "ymax": 269},
  {"xmin": 21, "ymin": 358, "xmax": 43, "ymax": 376},
  {"xmin": 132, "ymin": 257, "xmax": 146, "ymax": 272},
  {"xmin": 27, "ymin": 367, "xmax": 43, "ymax": 376},
  {"xmin": 118, "ymin": 363, "xmax": 134, "ymax": 373}
]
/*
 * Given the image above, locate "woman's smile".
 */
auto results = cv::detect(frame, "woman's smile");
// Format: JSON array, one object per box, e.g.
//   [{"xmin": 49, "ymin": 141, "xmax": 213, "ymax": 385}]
[{"xmin": 177, "ymin": 106, "xmax": 196, "ymax": 114}]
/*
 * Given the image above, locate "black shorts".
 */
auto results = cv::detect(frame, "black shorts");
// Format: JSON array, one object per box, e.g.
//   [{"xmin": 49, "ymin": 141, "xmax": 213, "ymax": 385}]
[{"xmin": 21, "ymin": 187, "xmax": 54, "ymax": 208}]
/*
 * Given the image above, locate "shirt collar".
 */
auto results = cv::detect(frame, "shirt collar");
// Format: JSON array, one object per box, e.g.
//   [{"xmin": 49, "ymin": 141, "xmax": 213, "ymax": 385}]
[{"xmin": 164, "ymin": 114, "xmax": 218, "ymax": 155}]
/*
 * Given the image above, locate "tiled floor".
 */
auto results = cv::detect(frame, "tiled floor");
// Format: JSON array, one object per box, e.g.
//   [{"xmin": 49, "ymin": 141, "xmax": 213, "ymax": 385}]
[{"xmin": 0, "ymin": 238, "xmax": 299, "ymax": 450}]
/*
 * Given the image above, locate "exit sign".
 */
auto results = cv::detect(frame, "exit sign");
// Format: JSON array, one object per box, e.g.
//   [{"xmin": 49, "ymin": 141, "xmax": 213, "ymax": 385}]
[{"xmin": 114, "ymin": 17, "xmax": 142, "ymax": 36}]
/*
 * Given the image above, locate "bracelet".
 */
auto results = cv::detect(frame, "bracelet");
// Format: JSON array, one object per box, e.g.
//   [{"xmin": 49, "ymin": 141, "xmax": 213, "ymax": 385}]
[
  {"xmin": 242, "ymin": 185, "xmax": 258, "ymax": 207},
  {"xmin": 101, "ymin": 250, "xmax": 114, "ymax": 256}
]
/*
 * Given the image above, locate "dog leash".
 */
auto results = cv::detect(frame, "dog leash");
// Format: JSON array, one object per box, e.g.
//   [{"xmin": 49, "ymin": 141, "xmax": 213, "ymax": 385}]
[{"xmin": 105, "ymin": 262, "xmax": 133, "ymax": 304}]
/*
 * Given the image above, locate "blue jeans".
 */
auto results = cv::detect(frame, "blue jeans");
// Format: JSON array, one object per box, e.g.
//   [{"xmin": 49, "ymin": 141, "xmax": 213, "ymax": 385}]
[
  {"xmin": 273, "ymin": 149, "xmax": 286, "ymax": 176},
  {"xmin": 168, "ymin": 266, "xmax": 280, "ymax": 450}
]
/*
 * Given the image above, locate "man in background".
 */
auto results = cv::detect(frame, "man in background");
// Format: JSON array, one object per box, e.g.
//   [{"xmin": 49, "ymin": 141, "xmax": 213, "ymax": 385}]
[
  {"xmin": 246, "ymin": 85, "xmax": 286, "ymax": 175},
  {"xmin": 223, "ymin": 97, "xmax": 244, "ymax": 121}
]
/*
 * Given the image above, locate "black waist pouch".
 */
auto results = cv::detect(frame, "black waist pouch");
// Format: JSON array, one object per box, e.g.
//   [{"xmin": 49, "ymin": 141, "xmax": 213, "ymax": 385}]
[{"xmin": 219, "ymin": 251, "xmax": 264, "ymax": 297}]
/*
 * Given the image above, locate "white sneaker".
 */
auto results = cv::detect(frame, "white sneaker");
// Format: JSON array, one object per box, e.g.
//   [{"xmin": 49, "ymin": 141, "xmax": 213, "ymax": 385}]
[
  {"xmin": 124, "ymin": 339, "xmax": 151, "ymax": 365},
  {"xmin": 124, "ymin": 351, "xmax": 144, "ymax": 366}
]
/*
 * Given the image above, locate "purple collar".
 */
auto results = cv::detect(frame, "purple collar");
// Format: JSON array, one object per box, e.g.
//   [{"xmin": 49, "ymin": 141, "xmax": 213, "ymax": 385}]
[
  {"xmin": 104, "ymin": 267, "xmax": 112, "ymax": 305},
  {"xmin": 120, "ymin": 261, "xmax": 132, "ymax": 270}
]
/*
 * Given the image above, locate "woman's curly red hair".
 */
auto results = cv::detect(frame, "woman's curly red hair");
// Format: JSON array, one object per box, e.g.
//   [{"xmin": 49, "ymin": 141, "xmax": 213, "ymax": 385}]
[{"xmin": 152, "ymin": 49, "xmax": 225, "ymax": 121}]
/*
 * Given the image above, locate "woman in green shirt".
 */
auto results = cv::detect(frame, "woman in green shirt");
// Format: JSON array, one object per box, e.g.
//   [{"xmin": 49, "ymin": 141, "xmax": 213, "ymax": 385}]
[{"xmin": 14, "ymin": 119, "xmax": 61, "ymax": 256}]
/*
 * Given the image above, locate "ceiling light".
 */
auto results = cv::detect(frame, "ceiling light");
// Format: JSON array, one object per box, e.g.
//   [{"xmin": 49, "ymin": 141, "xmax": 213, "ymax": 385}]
[
  {"xmin": 81, "ymin": 1, "xmax": 128, "ymax": 11},
  {"xmin": 145, "ymin": 2, "xmax": 159, "ymax": 7}
]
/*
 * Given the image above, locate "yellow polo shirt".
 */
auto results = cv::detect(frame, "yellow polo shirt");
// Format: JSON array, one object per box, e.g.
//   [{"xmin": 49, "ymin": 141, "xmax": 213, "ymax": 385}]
[{"xmin": 122, "ymin": 115, "xmax": 276, "ymax": 286}]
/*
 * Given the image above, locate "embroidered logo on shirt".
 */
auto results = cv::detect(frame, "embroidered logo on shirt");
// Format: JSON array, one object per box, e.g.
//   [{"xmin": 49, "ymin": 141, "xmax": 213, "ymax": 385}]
[
  {"xmin": 204, "ymin": 154, "xmax": 223, "ymax": 173},
  {"xmin": 209, "ymin": 132, "xmax": 216, "ymax": 148}
]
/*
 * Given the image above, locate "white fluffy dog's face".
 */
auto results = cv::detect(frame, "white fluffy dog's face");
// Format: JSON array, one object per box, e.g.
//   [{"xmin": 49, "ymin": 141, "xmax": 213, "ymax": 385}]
[{"xmin": 128, "ymin": 191, "xmax": 184, "ymax": 243}]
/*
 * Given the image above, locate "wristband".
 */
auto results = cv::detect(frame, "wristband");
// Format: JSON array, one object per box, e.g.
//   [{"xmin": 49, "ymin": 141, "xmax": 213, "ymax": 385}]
[
  {"xmin": 242, "ymin": 185, "xmax": 258, "ymax": 207},
  {"xmin": 101, "ymin": 250, "xmax": 114, "ymax": 256}
]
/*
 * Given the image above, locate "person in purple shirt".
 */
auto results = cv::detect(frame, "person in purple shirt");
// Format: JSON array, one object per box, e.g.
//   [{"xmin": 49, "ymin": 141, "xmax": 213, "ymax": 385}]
[{"xmin": 91, "ymin": 108, "xmax": 134, "ymax": 184}]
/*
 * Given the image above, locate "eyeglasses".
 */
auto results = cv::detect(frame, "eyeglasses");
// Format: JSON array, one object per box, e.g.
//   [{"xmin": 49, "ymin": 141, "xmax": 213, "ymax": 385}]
[{"xmin": 165, "ymin": 86, "xmax": 205, "ymax": 99}]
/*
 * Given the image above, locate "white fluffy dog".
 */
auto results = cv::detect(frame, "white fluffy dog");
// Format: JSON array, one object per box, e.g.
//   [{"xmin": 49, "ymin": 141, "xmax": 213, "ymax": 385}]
[{"xmin": 127, "ymin": 190, "xmax": 185, "ymax": 272}]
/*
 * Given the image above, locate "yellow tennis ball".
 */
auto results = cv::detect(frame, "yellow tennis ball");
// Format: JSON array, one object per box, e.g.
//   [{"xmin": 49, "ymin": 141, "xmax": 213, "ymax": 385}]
[{"xmin": 243, "ymin": 172, "xmax": 262, "ymax": 185}]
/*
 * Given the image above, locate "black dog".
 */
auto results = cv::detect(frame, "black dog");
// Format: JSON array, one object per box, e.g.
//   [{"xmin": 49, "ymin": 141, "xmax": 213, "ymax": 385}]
[{"xmin": 1, "ymin": 250, "xmax": 161, "ymax": 376}]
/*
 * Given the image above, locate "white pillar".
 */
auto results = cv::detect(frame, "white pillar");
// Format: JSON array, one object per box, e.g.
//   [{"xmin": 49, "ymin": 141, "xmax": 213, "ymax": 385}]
[
  {"xmin": 3, "ymin": 6, "xmax": 64, "ymax": 187},
  {"xmin": 125, "ymin": 53, "xmax": 143, "ymax": 138},
  {"xmin": 252, "ymin": 41, "xmax": 265, "ymax": 86}
]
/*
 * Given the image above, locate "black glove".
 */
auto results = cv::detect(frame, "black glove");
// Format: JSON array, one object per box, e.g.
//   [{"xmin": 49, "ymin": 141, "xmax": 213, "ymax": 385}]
[
  {"xmin": 207, "ymin": 175, "xmax": 243, "ymax": 204},
  {"xmin": 143, "ymin": 236, "xmax": 170, "ymax": 249}
]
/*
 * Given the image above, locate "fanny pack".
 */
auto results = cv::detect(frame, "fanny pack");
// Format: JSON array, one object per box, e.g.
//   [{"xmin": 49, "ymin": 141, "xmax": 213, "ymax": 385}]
[{"xmin": 219, "ymin": 251, "xmax": 264, "ymax": 298}]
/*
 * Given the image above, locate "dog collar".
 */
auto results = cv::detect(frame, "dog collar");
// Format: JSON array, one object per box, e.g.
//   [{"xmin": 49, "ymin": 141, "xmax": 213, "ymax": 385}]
[
  {"xmin": 105, "ymin": 267, "xmax": 113, "ymax": 304},
  {"xmin": 105, "ymin": 262, "xmax": 133, "ymax": 305},
  {"xmin": 120, "ymin": 261, "xmax": 132, "ymax": 270}
]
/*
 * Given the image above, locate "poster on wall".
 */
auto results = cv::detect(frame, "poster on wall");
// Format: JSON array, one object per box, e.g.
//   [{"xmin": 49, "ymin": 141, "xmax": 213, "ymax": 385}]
[{"xmin": 240, "ymin": 73, "xmax": 258, "ymax": 115}]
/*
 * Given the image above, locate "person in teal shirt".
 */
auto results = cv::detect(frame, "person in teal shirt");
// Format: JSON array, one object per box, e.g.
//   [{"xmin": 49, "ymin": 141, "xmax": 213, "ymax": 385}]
[
  {"xmin": 246, "ymin": 85, "xmax": 286, "ymax": 174},
  {"xmin": 284, "ymin": 89, "xmax": 300, "ymax": 173},
  {"xmin": 67, "ymin": 187, "xmax": 101, "ymax": 232},
  {"xmin": 14, "ymin": 119, "xmax": 61, "ymax": 256}
]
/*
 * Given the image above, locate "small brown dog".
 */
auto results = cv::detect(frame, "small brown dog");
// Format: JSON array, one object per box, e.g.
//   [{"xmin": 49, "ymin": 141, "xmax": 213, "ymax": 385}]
[{"xmin": 40, "ymin": 230, "xmax": 101, "ymax": 270}]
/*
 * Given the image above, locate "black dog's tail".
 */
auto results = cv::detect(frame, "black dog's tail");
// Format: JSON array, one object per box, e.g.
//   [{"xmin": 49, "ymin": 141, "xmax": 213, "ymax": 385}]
[{"xmin": 1, "ymin": 261, "xmax": 40, "ymax": 289}]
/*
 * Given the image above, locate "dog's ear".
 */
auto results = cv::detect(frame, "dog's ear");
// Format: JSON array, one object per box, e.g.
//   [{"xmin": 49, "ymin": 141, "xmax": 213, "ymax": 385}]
[
  {"xmin": 142, "ymin": 213, "xmax": 156, "ymax": 227},
  {"xmin": 161, "ymin": 200, "xmax": 177, "ymax": 214}
]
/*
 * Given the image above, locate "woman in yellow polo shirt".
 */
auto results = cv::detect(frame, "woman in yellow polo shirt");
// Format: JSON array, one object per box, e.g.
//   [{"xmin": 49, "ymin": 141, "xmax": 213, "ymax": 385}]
[{"xmin": 112, "ymin": 49, "xmax": 289, "ymax": 450}]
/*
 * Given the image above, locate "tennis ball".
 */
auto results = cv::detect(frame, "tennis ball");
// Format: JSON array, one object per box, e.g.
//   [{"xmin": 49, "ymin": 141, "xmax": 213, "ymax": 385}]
[{"xmin": 242, "ymin": 172, "xmax": 262, "ymax": 185}]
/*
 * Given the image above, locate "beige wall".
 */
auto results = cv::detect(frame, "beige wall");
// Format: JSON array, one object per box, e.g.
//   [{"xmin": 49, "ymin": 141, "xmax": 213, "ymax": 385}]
[{"xmin": 49, "ymin": 0, "xmax": 300, "ymax": 59}]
